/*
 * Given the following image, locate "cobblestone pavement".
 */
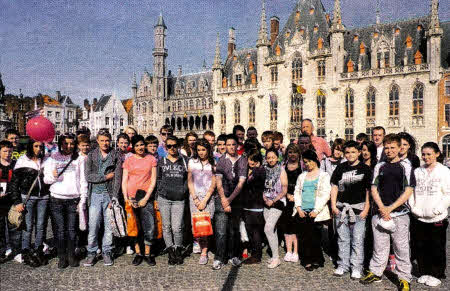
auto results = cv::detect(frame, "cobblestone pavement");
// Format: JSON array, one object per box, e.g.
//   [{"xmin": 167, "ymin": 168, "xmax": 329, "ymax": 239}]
[{"xmin": 1, "ymin": 230, "xmax": 449, "ymax": 291}]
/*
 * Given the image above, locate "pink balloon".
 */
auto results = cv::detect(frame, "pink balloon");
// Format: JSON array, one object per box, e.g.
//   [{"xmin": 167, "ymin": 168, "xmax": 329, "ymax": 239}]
[{"xmin": 26, "ymin": 116, "xmax": 55, "ymax": 142}]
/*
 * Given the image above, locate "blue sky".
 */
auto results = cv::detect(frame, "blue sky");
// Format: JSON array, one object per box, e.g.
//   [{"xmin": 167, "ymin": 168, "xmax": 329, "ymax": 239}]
[{"xmin": 0, "ymin": 0, "xmax": 448, "ymax": 104}]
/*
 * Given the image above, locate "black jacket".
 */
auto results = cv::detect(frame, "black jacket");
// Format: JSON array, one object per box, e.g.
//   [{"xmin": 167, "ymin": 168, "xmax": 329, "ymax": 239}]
[{"xmin": 8, "ymin": 158, "xmax": 49, "ymax": 205}]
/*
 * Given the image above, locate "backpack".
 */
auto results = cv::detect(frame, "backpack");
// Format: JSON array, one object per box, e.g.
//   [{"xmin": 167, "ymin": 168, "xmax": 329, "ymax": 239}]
[{"xmin": 107, "ymin": 199, "xmax": 128, "ymax": 237}]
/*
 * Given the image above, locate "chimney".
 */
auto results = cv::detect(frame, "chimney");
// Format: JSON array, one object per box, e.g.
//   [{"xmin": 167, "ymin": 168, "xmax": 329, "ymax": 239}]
[
  {"xmin": 83, "ymin": 99, "xmax": 90, "ymax": 109},
  {"xmin": 56, "ymin": 91, "xmax": 61, "ymax": 101},
  {"xmin": 325, "ymin": 13, "xmax": 330, "ymax": 24},
  {"xmin": 93, "ymin": 98, "xmax": 98, "ymax": 110},
  {"xmin": 270, "ymin": 16, "xmax": 280, "ymax": 46},
  {"xmin": 228, "ymin": 27, "xmax": 236, "ymax": 58},
  {"xmin": 178, "ymin": 65, "xmax": 182, "ymax": 77}
]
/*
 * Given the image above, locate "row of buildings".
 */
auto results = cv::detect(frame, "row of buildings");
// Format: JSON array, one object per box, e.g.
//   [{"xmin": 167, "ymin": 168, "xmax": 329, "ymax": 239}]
[
  {"xmin": 1, "ymin": 0, "xmax": 450, "ymax": 159},
  {"xmin": 132, "ymin": 0, "xmax": 450, "ymax": 158}
]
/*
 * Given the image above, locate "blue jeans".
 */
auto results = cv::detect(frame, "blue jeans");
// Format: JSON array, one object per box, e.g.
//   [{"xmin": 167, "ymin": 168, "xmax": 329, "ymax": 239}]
[
  {"xmin": 335, "ymin": 214, "xmax": 366, "ymax": 272},
  {"xmin": 214, "ymin": 208, "xmax": 241, "ymax": 263},
  {"xmin": 50, "ymin": 197, "xmax": 78, "ymax": 256},
  {"xmin": 0, "ymin": 216, "xmax": 21, "ymax": 253},
  {"xmin": 157, "ymin": 196, "xmax": 185, "ymax": 248},
  {"xmin": 22, "ymin": 198, "xmax": 49, "ymax": 250},
  {"xmin": 87, "ymin": 192, "xmax": 113, "ymax": 254}
]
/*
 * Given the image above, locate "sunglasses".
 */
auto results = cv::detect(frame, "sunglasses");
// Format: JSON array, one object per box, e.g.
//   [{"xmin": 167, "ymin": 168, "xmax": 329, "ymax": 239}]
[{"xmin": 166, "ymin": 144, "xmax": 177, "ymax": 149}]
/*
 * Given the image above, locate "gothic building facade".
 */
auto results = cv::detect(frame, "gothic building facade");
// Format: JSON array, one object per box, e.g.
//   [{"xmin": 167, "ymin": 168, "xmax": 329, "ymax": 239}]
[{"xmin": 133, "ymin": 0, "xmax": 450, "ymax": 156}]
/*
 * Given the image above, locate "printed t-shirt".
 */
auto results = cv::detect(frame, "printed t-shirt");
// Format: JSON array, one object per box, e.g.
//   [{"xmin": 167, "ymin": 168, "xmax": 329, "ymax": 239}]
[
  {"xmin": 123, "ymin": 154, "xmax": 157, "ymax": 198},
  {"xmin": 331, "ymin": 162, "xmax": 372, "ymax": 213}
]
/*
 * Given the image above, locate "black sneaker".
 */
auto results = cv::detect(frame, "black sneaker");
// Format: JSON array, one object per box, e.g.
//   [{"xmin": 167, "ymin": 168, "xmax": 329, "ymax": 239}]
[
  {"xmin": 58, "ymin": 256, "xmax": 69, "ymax": 269},
  {"xmin": 103, "ymin": 252, "xmax": 114, "ymax": 266},
  {"xmin": 360, "ymin": 271, "xmax": 382, "ymax": 284},
  {"xmin": 83, "ymin": 253, "xmax": 97, "ymax": 267},
  {"xmin": 132, "ymin": 254, "xmax": 144, "ymax": 266},
  {"xmin": 145, "ymin": 255, "xmax": 156, "ymax": 266}
]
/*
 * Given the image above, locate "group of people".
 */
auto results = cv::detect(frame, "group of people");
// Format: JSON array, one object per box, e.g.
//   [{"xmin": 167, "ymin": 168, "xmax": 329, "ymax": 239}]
[{"xmin": 0, "ymin": 119, "xmax": 448, "ymax": 291}]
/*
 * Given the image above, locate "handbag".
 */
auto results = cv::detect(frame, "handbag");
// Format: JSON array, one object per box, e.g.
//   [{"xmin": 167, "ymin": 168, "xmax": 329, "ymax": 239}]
[
  {"xmin": 125, "ymin": 200, "xmax": 138, "ymax": 237},
  {"xmin": 154, "ymin": 200, "xmax": 163, "ymax": 239},
  {"xmin": 8, "ymin": 174, "xmax": 39, "ymax": 229},
  {"xmin": 192, "ymin": 211, "xmax": 213, "ymax": 238},
  {"xmin": 107, "ymin": 199, "xmax": 128, "ymax": 237}
]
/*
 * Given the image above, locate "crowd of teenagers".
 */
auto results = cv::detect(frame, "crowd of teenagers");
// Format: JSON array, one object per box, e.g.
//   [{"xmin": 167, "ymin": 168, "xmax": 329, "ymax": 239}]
[{"xmin": 0, "ymin": 119, "xmax": 449, "ymax": 291}]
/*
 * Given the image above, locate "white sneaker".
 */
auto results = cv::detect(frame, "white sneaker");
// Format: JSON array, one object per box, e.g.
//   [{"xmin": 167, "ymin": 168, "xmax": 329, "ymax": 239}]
[
  {"xmin": 193, "ymin": 241, "xmax": 201, "ymax": 254},
  {"xmin": 126, "ymin": 246, "xmax": 134, "ymax": 255},
  {"xmin": 425, "ymin": 276, "xmax": 442, "ymax": 287},
  {"xmin": 4, "ymin": 249, "xmax": 12, "ymax": 257},
  {"xmin": 417, "ymin": 275, "xmax": 429, "ymax": 284},
  {"xmin": 267, "ymin": 258, "xmax": 280, "ymax": 269},
  {"xmin": 290, "ymin": 253, "xmax": 299, "ymax": 263},
  {"xmin": 229, "ymin": 257, "xmax": 242, "ymax": 267},
  {"xmin": 42, "ymin": 243, "xmax": 50, "ymax": 255},
  {"xmin": 283, "ymin": 252, "xmax": 292, "ymax": 262},
  {"xmin": 14, "ymin": 253, "xmax": 23, "ymax": 263},
  {"xmin": 333, "ymin": 267, "xmax": 346, "ymax": 277},
  {"xmin": 351, "ymin": 270, "xmax": 361, "ymax": 280},
  {"xmin": 97, "ymin": 248, "xmax": 101, "ymax": 255}
]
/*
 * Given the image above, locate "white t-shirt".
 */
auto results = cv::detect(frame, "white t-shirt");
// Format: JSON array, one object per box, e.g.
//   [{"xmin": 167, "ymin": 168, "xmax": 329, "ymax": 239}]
[{"xmin": 376, "ymin": 145, "xmax": 384, "ymax": 161}]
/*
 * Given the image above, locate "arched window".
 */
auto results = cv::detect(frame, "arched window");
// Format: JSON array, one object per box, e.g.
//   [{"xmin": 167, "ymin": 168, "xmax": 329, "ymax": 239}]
[
  {"xmin": 234, "ymin": 100, "xmax": 241, "ymax": 124},
  {"xmin": 291, "ymin": 93, "xmax": 303, "ymax": 123},
  {"xmin": 208, "ymin": 98, "xmax": 213, "ymax": 108},
  {"xmin": 177, "ymin": 101, "xmax": 182, "ymax": 111},
  {"xmin": 443, "ymin": 135, "xmax": 450, "ymax": 159},
  {"xmin": 345, "ymin": 89, "xmax": 354, "ymax": 118},
  {"xmin": 249, "ymin": 98, "xmax": 256, "ymax": 124},
  {"xmin": 142, "ymin": 102, "xmax": 147, "ymax": 114},
  {"xmin": 149, "ymin": 101, "xmax": 153, "ymax": 113},
  {"xmin": 189, "ymin": 100, "xmax": 194, "ymax": 110},
  {"xmin": 413, "ymin": 83, "xmax": 424, "ymax": 116},
  {"xmin": 220, "ymin": 102, "xmax": 226, "ymax": 126},
  {"xmin": 292, "ymin": 56, "xmax": 302, "ymax": 81},
  {"xmin": 366, "ymin": 87, "xmax": 376, "ymax": 117},
  {"xmin": 318, "ymin": 60, "xmax": 326, "ymax": 78},
  {"xmin": 202, "ymin": 98, "xmax": 206, "ymax": 109},
  {"xmin": 270, "ymin": 95, "xmax": 278, "ymax": 122},
  {"xmin": 317, "ymin": 90, "xmax": 326, "ymax": 119},
  {"xmin": 196, "ymin": 99, "xmax": 200, "ymax": 109},
  {"xmin": 389, "ymin": 85, "xmax": 400, "ymax": 117}
]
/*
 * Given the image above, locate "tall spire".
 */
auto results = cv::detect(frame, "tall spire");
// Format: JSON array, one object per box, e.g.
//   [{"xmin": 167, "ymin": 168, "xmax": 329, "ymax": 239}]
[
  {"xmin": 213, "ymin": 33, "xmax": 222, "ymax": 69},
  {"xmin": 430, "ymin": 0, "xmax": 440, "ymax": 29},
  {"xmin": 331, "ymin": 0, "xmax": 345, "ymax": 32},
  {"xmin": 132, "ymin": 73, "xmax": 137, "ymax": 88},
  {"xmin": 155, "ymin": 12, "xmax": 167, "ymax": 28},
  {"xmin": 376, "ymin": 0, "xmax": 381, "ymax": 24},
  {"xmin": 257, "ymin": 0, "xmax": 269, "ymax": 47}
]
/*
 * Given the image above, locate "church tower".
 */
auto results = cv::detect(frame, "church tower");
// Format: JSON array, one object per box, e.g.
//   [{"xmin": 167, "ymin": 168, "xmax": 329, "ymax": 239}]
[
  {"xmin": 330, "ymin": 0, "xmax": 346, "ymax": 90},
  {"xmin": 153, "ymin": 13, "xmax": 168, "ymax": 99}
]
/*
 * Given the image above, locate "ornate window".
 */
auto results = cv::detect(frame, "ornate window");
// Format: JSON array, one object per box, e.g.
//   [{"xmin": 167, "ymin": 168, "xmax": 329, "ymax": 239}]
[
  {"xmin": 445, "ymin": 104, "xmax": 450, "ymax": 127},
  {"xmin": 234, "ymin": 100, "xmax": 241, "ymax": 124},
  {"xmin": 366, "ymin": 87, "xmax": 376, "ymax": 117},
  {"xmin": 318, "ymin": 60, "xmax": 326, "ymax": 79},
  {"xmin": 270, "ymin": 95, "xmax": 278, "ymax": 122},
  {"xmin": 317, "ymin": 128, "xmax": 326, "ymax": 139},
  {"xmin": 202, "ymin": 98, "xmax": 206, "ymax": 109},
  {"xmin": 189, "ymin": 100, "xmax": 194, "ymax": 110},
  {"xmin": 389, "ymin": 85, "xmax": 400, "ymax": 117},
  {"xmin": 317, "ymin": 90, "xmax": 326, "ymax": 119},
  {"xmin": 235, "ymin": 74, "xmax": 242, "ymax": 86},
  {"xmin": 177, "ymin": 101, "xmax": 182, "ymax": 111},
  {"xmin": 345, "ymin": 89, "xmax": 354, "ymax": 118},
  {"xmin": 208, "ymin": 98, "xmax": 213, "ymax": 108},
  {"xmin": 413, "ymin": 83, "xmax": 424, "ymax": 116},
  {"xmin": 249, "ymin": 98, "xmax": 256, "ymax": 125},
  {"xmin": 271, "ymin": 66, "xmax": 278, "ymax": 83},
  {"xmin": 196, "ymin": 99, "xmax": 200, "ymax": 109},
  {"xmin": 220, "ymin": 101, "xmax": 226, "ymax": 126},
  {"xmin": 291, "ymin": 93, "xmax": 303, "ymax": 123},
  {"xmin": 292, "ymin": 56, "xmax": 302, "ymax": 81},
  {"xmin": 142, "ymin": 103, "xmax": 147, "ymax": 114}
]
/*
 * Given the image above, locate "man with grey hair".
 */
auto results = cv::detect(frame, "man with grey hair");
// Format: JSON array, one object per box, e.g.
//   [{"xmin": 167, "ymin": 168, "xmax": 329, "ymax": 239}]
[
  {"xmin": 301, "ymin": 119, "xmax": 331, "ymax": 161},
  {"xmin": 83, "ymin": 129, "xmax": 122, "ymax": 267}
]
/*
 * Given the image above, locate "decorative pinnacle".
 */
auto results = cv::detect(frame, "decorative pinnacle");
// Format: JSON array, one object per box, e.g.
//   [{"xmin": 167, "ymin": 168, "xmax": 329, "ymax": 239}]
[
  {"xmin": 331, "ymin": 0, "xmax": 345, "ymax": 32},
  {"xmin": 213, "ymin": 33, "xmax": 222, "ymax": 69},
  {"xmin": 430, "ymin": 0, "xmax": 440, "ymax": 29},
  {"xmin": 257, "ymin": 0, "xmax": 269, "ymax": 47}
]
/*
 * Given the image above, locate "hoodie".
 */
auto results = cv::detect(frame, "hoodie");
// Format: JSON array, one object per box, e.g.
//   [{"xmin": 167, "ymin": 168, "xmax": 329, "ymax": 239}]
[
  {"xmin": 409, "ymin": 163, "xmax": 450, "ymax": 223},
  {"xmin": 43, "ymin": 151, "xmax": 88, "ymax": 201}
]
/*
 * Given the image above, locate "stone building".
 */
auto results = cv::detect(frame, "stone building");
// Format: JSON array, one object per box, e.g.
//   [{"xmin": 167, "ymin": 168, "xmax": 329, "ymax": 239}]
[
  {"xmin": 133, "ymin": 0, "xmax": 449, "ymax": 151},
  {"xmin": 132, "ymin": 14, "xmax": 214, "ymax": 138},
  {"xmin": 3, "ymin": 91, "xmax": 34, "ymax": 136},
  {"xmin": 37, "ymin": 92, "xmax": 78, "ymax": 137},
  {"xmin": 89, "ymin": 93, "xmax": 128, "ymax": 141}
]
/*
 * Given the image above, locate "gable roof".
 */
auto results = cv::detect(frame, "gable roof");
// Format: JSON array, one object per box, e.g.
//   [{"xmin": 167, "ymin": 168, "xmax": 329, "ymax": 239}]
[
  {"xmin": 94, "ymin": 95, "xmax": 111, "ymax": 112},
  {"xmin": 122, "ymin": 98, "xmax": 133, "ymax": 113}
]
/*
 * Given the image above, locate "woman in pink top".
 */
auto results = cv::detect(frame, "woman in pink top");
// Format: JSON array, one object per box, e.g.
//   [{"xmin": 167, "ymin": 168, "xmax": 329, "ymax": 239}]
[{"xmin": 122, "ymin": 135, "xmax": 157, "ymax": 266}]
